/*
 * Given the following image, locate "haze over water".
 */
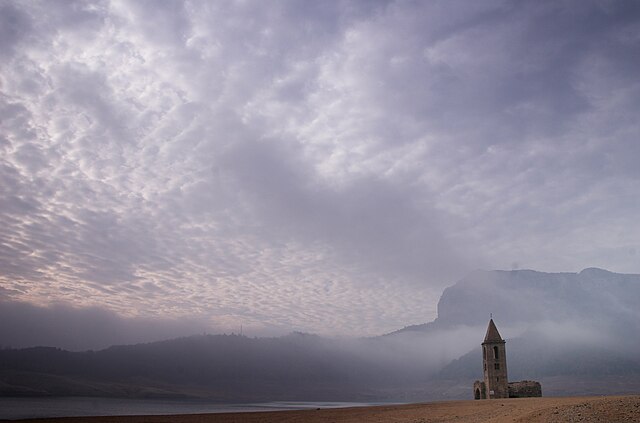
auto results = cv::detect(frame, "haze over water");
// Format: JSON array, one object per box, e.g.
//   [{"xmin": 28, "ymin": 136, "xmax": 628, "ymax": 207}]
[{"xmin": 0, "ymin": 397, "xmax": 400, "ymax": 420}]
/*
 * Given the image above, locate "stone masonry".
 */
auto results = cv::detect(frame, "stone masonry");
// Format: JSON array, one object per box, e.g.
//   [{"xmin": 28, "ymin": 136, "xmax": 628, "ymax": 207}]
[{"xmin": 473, "ymin": 319, "xmax": 542, "ymax": 399}]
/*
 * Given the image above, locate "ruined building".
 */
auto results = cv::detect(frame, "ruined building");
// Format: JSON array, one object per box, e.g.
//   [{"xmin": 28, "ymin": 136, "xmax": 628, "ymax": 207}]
[{"xmin": 473, "ymin": 319, "xmax": 542, "ymax": 399}]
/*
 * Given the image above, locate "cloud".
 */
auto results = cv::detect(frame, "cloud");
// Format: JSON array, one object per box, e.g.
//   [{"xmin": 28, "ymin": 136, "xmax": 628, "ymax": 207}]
[{"xmin": 0, "ymin": 0, "xmax": 639, "ymax": 340}]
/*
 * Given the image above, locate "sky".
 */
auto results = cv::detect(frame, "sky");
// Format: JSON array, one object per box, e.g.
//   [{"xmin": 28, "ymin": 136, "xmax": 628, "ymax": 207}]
[{"xmin": 1, "ymin": 0, "xmax": 640, "ymax": 345}]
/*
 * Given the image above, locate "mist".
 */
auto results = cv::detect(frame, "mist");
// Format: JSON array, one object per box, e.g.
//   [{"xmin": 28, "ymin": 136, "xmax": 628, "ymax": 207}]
[
  {"xmin": 0, "ymin": 299, "xmax": 210, "ymax": 351},
  {"xmin": 2, "ymin": 269, "xmax": 639, "ymax": 401}
]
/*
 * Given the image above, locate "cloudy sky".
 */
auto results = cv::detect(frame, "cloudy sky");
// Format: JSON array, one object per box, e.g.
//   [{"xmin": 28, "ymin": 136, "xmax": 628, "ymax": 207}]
[{"xmin": 1, "ymin": 0, "xmax": 639, "ymax": 344}]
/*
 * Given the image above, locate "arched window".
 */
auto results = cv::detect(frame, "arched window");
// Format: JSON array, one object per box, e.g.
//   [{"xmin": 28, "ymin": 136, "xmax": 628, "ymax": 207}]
[
  {"xmin": 493, "ymin": 346, "xmax": 499, "ymax": 360},
  {"xmin": 483, "ymin": 346, "xmax": 487, "ymax": 360}
]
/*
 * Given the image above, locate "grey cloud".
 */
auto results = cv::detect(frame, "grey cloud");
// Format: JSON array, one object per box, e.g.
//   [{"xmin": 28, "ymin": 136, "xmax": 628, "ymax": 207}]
[
  {"xmin": 211, "ymin": 135, "xmax": 466, "ymax": 285},
  {"xmin": 51, "ymin": 63, "xmax": 133, "ymax": 145},
  {"xmin": 123, "ymin": 0, "xmax": 191, "ymax": 46},
  {"xmin": 0, "ymin": 0, "xmax": 639, "ymax": 340},
  {"xmin": 0, "ymin": 1, "xmax": 31, "ymax": 59},
  {"xmin": 335, "ymin": 2, "xmax": 593, "ymax": 144}
]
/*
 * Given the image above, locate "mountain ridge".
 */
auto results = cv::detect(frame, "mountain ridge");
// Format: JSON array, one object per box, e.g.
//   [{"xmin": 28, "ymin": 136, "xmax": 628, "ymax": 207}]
[{"xmin": 2, "ymin": 268, "xmax": 639, "ymax": 401}]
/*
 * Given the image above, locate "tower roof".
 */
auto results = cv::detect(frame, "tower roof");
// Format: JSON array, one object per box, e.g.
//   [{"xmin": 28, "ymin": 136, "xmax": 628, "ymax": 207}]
[{"xmin": 483, "ymin": 318, "xmax": 504, "ymax": 343}]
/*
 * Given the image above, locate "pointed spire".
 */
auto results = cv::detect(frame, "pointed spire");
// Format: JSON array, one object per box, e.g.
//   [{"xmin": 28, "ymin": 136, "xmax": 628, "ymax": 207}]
[{"xmin": 483, "ymin": 318, "xmax": 504, "ymax": 343}]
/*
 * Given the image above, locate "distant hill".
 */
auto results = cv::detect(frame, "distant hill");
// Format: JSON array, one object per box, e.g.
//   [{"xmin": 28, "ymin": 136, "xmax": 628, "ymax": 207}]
[
  {"xmin": 2, "ymin": 268, "xmax": 639, "ymax": 401},
  {"xmin": 0, "ymin": 332, "xmax": 437, "ymax": 401},
  {"xmin": 392, "ymin": 268, "xmax": 640, "ymax": 335}
]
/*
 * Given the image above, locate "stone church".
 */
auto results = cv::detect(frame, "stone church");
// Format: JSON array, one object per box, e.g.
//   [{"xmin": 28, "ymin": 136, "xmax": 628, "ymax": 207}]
[{"xmin": 473, "ymin": 319, "xmax": 541, "ymax": 399}]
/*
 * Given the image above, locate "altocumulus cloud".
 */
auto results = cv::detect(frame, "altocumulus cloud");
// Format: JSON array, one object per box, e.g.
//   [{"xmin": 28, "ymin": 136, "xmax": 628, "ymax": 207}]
[{"xmin": 1, "ymin": 0, "xmax": 639, "ymax": 344}]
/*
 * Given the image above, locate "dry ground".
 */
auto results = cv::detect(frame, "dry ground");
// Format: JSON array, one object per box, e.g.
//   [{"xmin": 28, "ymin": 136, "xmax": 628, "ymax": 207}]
[{"xmin": 18, "ymin": 395, "xmax": 640, "ymax": 423}]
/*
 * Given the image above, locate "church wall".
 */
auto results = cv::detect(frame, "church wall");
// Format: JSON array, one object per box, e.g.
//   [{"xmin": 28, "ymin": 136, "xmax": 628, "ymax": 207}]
[{"xmin": 508, "ymin": 380, "xmax": 542, "ymax": 398}]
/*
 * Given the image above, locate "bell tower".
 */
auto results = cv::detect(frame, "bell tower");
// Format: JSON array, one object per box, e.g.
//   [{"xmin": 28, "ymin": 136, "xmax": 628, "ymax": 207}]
[{"xmin": 482, "ymin": 318, "xmax": 508, "ymax": 399}]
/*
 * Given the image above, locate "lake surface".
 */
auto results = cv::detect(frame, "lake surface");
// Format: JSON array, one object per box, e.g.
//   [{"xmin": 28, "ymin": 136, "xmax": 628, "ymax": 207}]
[{"xmin": 0, "ymin": 397, "xmax": 399, "ymax": 420}]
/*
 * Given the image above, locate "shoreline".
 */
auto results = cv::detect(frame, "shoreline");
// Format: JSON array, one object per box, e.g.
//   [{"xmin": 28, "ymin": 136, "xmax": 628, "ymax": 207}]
[{"xmin": 14, "ymin": 395, "xmax": 640, "ymax": 423}]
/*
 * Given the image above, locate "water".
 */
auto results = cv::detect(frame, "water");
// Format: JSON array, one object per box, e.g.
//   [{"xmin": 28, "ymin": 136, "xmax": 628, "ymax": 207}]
[{"xmin": 0, "ymin": 397, "xmax": 397, "ymax": 420}]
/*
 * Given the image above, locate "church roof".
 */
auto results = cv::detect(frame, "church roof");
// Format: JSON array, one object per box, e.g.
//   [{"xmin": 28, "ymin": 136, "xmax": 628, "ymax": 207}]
[{"xmin": 483, "ymin": 318, "xmax": 504, "ymax": 343}]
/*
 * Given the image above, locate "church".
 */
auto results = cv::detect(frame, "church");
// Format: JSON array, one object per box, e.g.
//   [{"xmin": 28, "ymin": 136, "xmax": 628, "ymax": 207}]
[{"xmin": 473, "ymin": 319, "xmax": 542, "ymax": 399}]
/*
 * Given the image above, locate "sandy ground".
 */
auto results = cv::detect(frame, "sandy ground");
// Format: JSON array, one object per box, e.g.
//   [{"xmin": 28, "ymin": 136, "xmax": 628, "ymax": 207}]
[{"xmin": 17, "ymin": 395, "xmax": 640, "ymax": 423}]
